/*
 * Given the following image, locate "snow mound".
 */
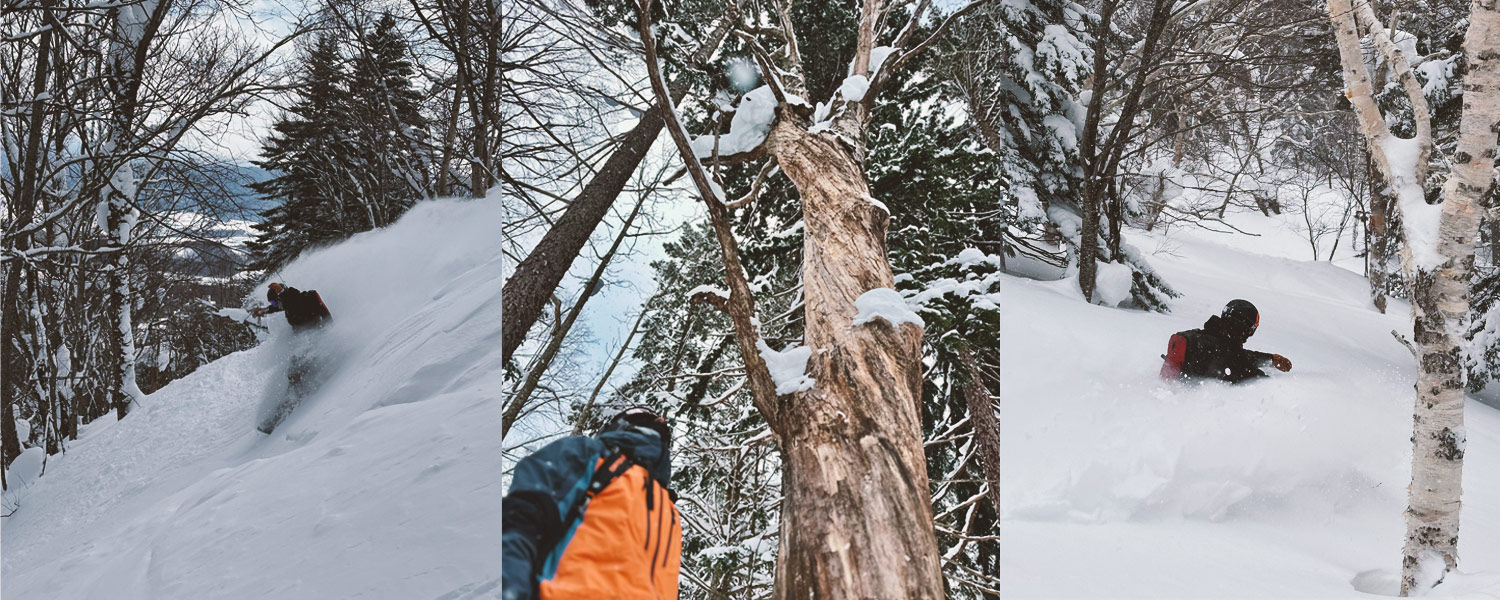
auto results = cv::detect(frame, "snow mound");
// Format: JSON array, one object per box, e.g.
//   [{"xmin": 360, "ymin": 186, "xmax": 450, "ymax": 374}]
[
  {"xmin": 4, "ymin": 447, "xmax": 46, "ymax": 491},
  {"xmin": 839, "ymin": 75, "xmax": 870, "ymax": 102},
  {"xmin": 1, "ymin": 197, "xmax": 502, "ymax": 600},
  {"xmin": 1092, "ymin": 260, "xmax": 1134, "ymax": 307}
]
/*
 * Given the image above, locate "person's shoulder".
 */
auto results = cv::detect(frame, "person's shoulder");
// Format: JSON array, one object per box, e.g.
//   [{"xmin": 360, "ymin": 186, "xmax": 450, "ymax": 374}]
[{"xmin": 523, "ymin": 435, "xmax": 606, "ymax": 465}]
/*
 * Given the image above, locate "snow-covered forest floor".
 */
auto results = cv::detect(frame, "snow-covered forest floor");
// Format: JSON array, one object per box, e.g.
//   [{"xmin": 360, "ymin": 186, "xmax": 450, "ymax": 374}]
[
  {"xmin": 1002, "ymin": 210, "xmax": 1500, "ymax": 598},
  {"xmin": 1, "ymin": 199, "xmax": 502, "ymax": 600}
]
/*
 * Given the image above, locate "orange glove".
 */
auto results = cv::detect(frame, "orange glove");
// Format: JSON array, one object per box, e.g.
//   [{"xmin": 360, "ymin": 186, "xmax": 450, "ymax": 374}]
[
  {"xmin": 1271, "ymin": 354, "xmax": 1291, "ymax": 372},
  {"xmin": 251, "ymin": 307, "xmax": 266, "ymax": 318}
]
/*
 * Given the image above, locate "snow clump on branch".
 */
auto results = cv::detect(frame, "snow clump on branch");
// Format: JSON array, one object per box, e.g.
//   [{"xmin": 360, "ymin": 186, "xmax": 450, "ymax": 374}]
[{"xmin": 852, "ymin": 288, "xmax": 925, "ymax": 328}]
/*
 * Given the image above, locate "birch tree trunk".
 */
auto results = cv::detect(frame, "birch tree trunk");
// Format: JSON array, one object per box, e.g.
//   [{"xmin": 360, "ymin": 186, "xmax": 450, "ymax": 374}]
[
  {"xmin": 1329, "ymin": 0, "xmax": 1500, "ymax": 593},
  {"xmin": 1397, "ymin": 3, "xmax": 1500, "ymax": 592},
  {"xmin": 1369, "ymin": 154, "xmax": 1391, "ymax": 313},
  {"xmin": 101, "ymin": 2, "xmax": 158, "ymax": 419}
]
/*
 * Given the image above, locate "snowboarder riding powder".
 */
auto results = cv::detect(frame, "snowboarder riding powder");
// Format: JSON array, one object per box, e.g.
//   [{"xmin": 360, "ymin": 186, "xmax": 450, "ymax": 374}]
[
  {"xmin": 1160, "ymin": 299, "xmax": 1292, "ymax": 382},
  {"xmin": 252, "ymin": 282, "xmax": 334, "ymax": 433},
  {"xmin": 251, "ymin": 282, "xmax": 331, "ymax": 329}
]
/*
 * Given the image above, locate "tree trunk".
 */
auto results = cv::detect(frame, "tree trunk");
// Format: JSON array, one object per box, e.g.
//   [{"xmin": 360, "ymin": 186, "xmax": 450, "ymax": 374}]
[
  {"xmin": 958, "ymin": 345, "xmax": 1000, "ymax": 508},
  {"xmin": 436, "ymin": 72, "xmax": 463, "ymax": 196},
  {"xmin": 501, "ymin": 12, "xmax": 735, "ymax": 364},
  {"xmin": 1369, "ymin": 155, "xmax": 1390, "ymax": 313},
  {"xmin": 1075, "ymin": 0, "xmax": 1113, "ymax": 303},
  {"xmin": 767, "ymin": 120, "xmax": 944, "ymax": 600},
  {"xmin": 100, "ymin": 3, "xmax": 157, "ymax": 421},
  {"xmin": 501, "ymin": 107, "xmax": 668, "ymax": 363},
  {"xmin": 1, "ymin": 11, "xmax": 55, "ymax": 475},
  {"xmin": 1330, "ymin": 0, "xmax": 1499, "ymax": 593},
  {"xmin": 502, "ymin": 192, "xmax": 645, "ymax": 437},
  {"xmin": 634, "ymin": 3, "xmax": 947, "ymax": 595},
  {"xmin": 1396, "ymin": 3, "xmax": 1500, "ymax": 591},
  {"xmin": 103, "ymin": 182, "xmax": 139, "ymax": 421},
  {"xmin": 1077, "ymin": 0, "xmax": 1170, "ymax": 302}
]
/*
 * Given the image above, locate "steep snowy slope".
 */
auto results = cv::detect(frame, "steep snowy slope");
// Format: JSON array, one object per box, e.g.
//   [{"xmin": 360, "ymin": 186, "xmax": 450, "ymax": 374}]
[
  {"xmin": 1002, "ymin": 217, "xmax": 1500, "ymax": 598},
  {"xmin": 2, "ymin": 198, "xmax": 501, "ymax": 600}
]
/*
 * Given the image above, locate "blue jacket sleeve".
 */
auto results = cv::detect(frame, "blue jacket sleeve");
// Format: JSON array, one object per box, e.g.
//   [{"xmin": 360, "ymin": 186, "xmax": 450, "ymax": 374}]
[{"xmin": 501, "ymin": 436, "xmax": 604, "ymax": 600}]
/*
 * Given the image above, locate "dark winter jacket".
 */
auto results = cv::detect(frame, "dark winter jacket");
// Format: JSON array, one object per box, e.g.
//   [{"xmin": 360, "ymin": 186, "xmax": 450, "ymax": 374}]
[
  {"xmin": 501, "ymin": 429, "xmax": 674, "ymax": 600},
  {"xmin": 266, "ymin": 287, "xmax": 331, "ymax": 329},
  {"xmin": 1179, "ymin": 315, "xmax": 1274, "ymax": 382}
]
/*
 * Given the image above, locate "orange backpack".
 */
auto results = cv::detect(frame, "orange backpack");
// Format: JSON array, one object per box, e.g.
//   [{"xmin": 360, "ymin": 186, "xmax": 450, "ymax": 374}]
[{"xmin": 537, "ymin": 450, "xmax": 682, "ymax": 600}]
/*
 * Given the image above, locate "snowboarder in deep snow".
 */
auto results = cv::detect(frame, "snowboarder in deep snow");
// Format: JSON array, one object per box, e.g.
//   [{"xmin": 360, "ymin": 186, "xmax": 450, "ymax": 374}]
[
  {"xmin": 251, "ymin": 282, "xmax": 331, "ymax": 328},
  {"xmin": 502, "ymin": 406, "xmax": 681, "ymax": 600},
  {"xmin": 252, "ymin": 282, "xmax": 333, "ymax": 433},
  {"xmin": 1160, "ymin": 299, "xmax": 1293, "ymax": 382}
]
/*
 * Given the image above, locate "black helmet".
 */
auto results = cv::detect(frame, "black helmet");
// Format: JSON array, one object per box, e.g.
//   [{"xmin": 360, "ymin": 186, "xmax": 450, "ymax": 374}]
[
  {"xmin": 1221, "ymin": 299, "xmax": 1259, "ymax": 337},
  {"xmin": 266, "ymin": 283, "xmax": 284, "ymax": 302},
  {"xmin": 598, "ymin": 406, "xmax": 671, "ymax": 445}
]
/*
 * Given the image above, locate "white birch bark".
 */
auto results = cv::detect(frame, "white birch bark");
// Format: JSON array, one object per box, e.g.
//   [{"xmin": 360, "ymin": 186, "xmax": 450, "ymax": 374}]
[
  {"xmin": 1396, "ymin": 1, "xmax": 1500, "ymax": 593},
  {"xmin": 100, "ymin": 1, "xmax": 154, "ymax": 417},
  {"xmin": 1329, "ymin": 0, "xmax": 1500, "ymax": 594}
]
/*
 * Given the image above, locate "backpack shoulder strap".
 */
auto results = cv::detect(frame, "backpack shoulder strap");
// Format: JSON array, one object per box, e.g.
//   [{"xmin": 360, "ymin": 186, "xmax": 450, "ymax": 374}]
[
  {"xmin": 535, "ymin": 445, "xmax": 638, "ymax": 586},
  {"xmin": 564, "ymin": 446, "xmax": 636, "ymax": 524}
]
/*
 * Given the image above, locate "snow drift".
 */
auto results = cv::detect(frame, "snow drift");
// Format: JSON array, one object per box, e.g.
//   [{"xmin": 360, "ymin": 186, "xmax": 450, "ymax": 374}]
[
  {"xmin": 1002, "ymin": 213, "xmax": 1500, "ymax": 598},
  {"xmin": 2, "ymin": 198, "xmax": 502, "ymax": 600}
]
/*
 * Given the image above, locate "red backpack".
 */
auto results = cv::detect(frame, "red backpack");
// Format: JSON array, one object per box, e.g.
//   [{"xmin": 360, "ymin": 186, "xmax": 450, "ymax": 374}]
[{"xmin": 1160, "ymin": 330, "xmax": 1213, "ymax": 379}]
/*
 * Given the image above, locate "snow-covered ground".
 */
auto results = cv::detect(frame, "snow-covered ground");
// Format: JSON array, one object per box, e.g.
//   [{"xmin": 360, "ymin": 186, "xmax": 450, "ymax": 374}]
[
  {"xmin": 1002, "ymin": 212, "xmax": 1500, "ymax": 598},
  {"xmin": 2, "ymin": 198, "xmax": 502, "ymax": 600}
]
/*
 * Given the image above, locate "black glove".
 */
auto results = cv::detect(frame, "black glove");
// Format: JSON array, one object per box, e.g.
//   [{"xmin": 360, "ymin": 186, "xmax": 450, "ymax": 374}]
[{"xmin": 502, "ymin": 491, "xmax": 563, "ymax": 600}]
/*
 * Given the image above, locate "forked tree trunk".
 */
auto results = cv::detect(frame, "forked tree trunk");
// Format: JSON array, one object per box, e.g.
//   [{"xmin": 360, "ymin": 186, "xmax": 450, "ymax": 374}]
[
  {"xmin": 767, "ymin": 120, "xmax": 944, "ymax": 600},
  {"xmin": 1329, "ymin": 0, "xmax": 1500, "ymax": 593},
  {"xmin": 635, "ymin": 1, "xmax": 963, "ymax": 595},
  {"xmin": 1396, "ymin": 4, "xmax": 1500, "ymax": 592}
]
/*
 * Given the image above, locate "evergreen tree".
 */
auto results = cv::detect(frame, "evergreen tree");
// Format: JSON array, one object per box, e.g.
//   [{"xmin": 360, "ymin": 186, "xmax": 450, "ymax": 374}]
[
  {"xmin": 247, "ymin": 35, "xmax": 356, "ymax": 271},
  {"xmin": 248, "ymin": 20, "xmax": 429, "ymax": 273},
  {"xmin": 967, "ymin": 1, "xmax": 1178, "ymax": 312},
  {"xmin": 347, "ymin": 13, "xmax": 431, "ymax": 228}
]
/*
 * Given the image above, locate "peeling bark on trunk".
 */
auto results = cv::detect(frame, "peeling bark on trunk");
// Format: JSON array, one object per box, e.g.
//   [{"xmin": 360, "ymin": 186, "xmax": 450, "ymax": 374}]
[
  {"xmin": 636, "ymin": 2, "xmax": 956, "ymax": 595},
  {"xmin": 767, "ymin": 120, "xmax": 944, "ymax": 600}
]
